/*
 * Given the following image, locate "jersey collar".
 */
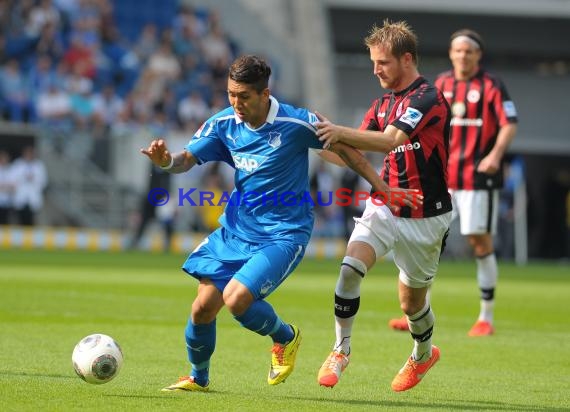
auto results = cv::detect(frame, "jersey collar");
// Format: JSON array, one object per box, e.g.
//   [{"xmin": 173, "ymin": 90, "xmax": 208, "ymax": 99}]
[
  {"xmin": 234, "ymin": 95, "xmax": 280, "ymax": 125},
  {"xmin": 394, "ymin": 76, "xmax": 426, "ymax": 96}
]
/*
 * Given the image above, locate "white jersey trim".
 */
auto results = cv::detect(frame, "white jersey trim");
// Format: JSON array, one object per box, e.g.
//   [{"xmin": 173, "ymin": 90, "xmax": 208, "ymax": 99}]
[{"xmin": 274, "ymin": 116, "xmax": 317, "ymax": 133}]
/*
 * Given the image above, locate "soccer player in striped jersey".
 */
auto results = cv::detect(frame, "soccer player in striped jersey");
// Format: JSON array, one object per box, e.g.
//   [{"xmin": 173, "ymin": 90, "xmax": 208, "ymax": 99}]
[
  {"xmin": 435, "ymin": 29, "xmax": 518, "ymax": 337},
  {"xmin": 315, "ymin": 20, "xmax": 452, "ymax": 392},
  {"xmin": 141, "ymin": 55, "xmax": 404, "ymax": 392}
]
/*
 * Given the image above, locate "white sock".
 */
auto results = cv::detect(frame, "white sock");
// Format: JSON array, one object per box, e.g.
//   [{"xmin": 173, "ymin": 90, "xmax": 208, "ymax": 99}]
[
  {"xmin": 476, "ymin": 254, "xmax": 498, "ymax": 323},
  {"xmin": 407, "ymin": 300, "xmax": 434, "ymax": 363},
  {"xmin": 333, "ymin": 256, "xmax": 366, "ymax": 355},
  {"xmin": 334, "ymin": 320, "xmax": 353, "ymax": 355},
  {"xmin": 479, "ymin": 299, "xmax": 495, "ymax": 323}
]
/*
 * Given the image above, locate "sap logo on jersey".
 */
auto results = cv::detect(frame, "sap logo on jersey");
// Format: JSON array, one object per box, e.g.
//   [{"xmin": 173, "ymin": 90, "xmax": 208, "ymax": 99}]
[
  {"xmin": 399, "ymin": 107, "xmax": 423, "ymax": 128},
  {"xmin": 231, "ymin": 151, "xmax": 268, "ymax": 173}
]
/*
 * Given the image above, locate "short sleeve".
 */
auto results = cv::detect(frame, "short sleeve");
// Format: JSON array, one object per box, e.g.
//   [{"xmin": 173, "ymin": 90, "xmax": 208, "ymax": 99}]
[{"xmin": 185, "ymin": 119, "xmax": 233, "ymax": 165}]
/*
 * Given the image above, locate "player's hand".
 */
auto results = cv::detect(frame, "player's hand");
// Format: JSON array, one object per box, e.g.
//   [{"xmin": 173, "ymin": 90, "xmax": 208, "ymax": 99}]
[
  {"xmin": 477, "ymin": 153, "xmax": 500, "ymax": 174},
  {"xmin": 373, "ymin": 188, "xmax": 423, "ymax": 213},
  {"xmin": 315, "ymin": 111, "xmax": 342, "ymax": 149},
  {"xmin": 140, "ymin": 139, "xmax": 171, "ymax": 168}
]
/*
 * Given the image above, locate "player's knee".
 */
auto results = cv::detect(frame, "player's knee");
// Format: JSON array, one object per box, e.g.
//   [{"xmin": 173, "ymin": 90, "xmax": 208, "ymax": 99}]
[
  {"xmin": 222, "ymin": 286, "xmax": 254, "ymax": 316},
  {"xmin": 468, "ymin": 234, "xmax": 493, "ymax": 256},
  {"xmin": 339, "ymin": 256, "xmax": 367, "ymax": 284},
  {"xmin": 337, "ymin": 256, "xmax": 367, "ymax": 296},
  {"xmin": 399, "ymin": 298, "xmax": 426, "ymax": 316},
  {"xmin": 191, "ymin": 300, "xmax": 218, "ymax": 324}
]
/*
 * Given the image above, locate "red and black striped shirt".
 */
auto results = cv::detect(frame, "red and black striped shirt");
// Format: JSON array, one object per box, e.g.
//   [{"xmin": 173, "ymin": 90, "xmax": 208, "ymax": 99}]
[
  {"xmin": 360, "ymin": 76, "xmax": 452, "ymax": 218},
  {"xmin": 435, "ymin": 68, "xmax": 518, "ymax": 190}
]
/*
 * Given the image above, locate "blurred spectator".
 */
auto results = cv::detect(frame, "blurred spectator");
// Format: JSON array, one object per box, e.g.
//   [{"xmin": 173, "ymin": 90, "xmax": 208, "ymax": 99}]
[
  {"xmin": 0, "ymin": 150, "xmax": 14, "ymax": 225},
  {"xmin": 69, "ymin": 78, "xmax": 95, "ymax": 129},
  {"xmin": 173, "ymin": 23, "xmax": 200, "ymax": 58},
  {"xmin": 35, "ymin": 80, "xmax": 72, "ymax": 153},
  {"xmin": 139, "ymin": 39, "xmax": 181, "ymax": 105},
  {"xmin": 36, "ymin": 81, "xmax": 72, "ymax": 129},
  {"xmin": 28, "ymin": 54, "xmax": 56, "ymax": 96},
  {"xmin": 178, "ymin": 54, "xmax": 211, "ymax": 99},
  {"xmin": 91, "ymin": 83, "xmax": 124, "ymax": 129},
  {"xmin": 68, "ymin": 0, "xmax": 102, "ymax": 49},
  {"xmin": 27, "ymin": 0, "xmax": 61, "ymax": 37},
  {"xmin": 7, "ymin": 0, "xmax": 34, "ymax": 37},
  {"xmin": 178, "ymin": 89, "xmax": 209, "ymax": 128},
  {"xmin": 65, "ymin": 62, "xmax": 93, "ymax": 93},
  {"xmin": 173, "ymin": 4, "xmax": 207, "ymax": 38},
  {"xmin": 10, "ymin": 146, "xmax": 48, "ymax": 226},
  {"xmin": 34, "ymin": 21, "xmax": 66, "ymax": 61},
  {"xmin": 99, "ymin": 23, "xmax": 140, "ymax": 95},
  {"xmin": 0, "ymin": 58, "xmax": 35, "ymax": 122},
  {"xmin": 128, "ymin": 162, "xmax": 174, "ymax": 252},
  {"xmin": 133, "ymin": 23, "xmax": 159, "ymax": 65},
  {"xmin": 155, "ymin": 87, "xmax": 179, "ymax": 128},
  {"xmin": 200, "ymin": 24, "xmax": 232, "ymax": 67},
  {"xmin": 63, "ymin": 34, "xmax": 96, "ymax": 79},
  {"xmin": 149, "ymin": 35, "xmax": 179, "ymax": 80}
]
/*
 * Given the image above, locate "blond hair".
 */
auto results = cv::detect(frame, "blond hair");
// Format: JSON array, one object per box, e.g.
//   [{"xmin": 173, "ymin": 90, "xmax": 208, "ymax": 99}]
[{"xmin": 364, "ymin": 19, "xmax": 418, "ymax": 64}]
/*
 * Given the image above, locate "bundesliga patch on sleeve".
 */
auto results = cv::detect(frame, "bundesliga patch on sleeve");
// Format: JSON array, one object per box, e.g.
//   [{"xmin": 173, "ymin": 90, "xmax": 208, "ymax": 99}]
[
  {"xmin": 191, "ymin": 122, "xmax": 207, "ymax": 140},
  {"xmin": 399, "ymin": 107, "xmax": 423, "ymax": 129},
  {"xmin": 503, "ymin": 101, "xmax": 517, "ymax": 117}
]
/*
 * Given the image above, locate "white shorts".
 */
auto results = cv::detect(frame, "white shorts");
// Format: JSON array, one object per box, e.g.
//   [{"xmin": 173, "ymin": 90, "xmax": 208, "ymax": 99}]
[
  {"xmin": 449, "ymin": 189, "xmax": 499, "ymax": 235},
  {"xmin": 349, "ymin": 199, "xmax": 452, "ymax": 288}
]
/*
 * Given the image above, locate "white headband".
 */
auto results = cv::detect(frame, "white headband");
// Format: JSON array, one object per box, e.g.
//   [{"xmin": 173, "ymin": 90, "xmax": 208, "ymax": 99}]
[
  {"xmin": 451, "ymin": 35, "xmax": 481, "ymax": 49},
  {"xmin": 451, "ymin": 35, "xmax": 481, "ymax": 50}
]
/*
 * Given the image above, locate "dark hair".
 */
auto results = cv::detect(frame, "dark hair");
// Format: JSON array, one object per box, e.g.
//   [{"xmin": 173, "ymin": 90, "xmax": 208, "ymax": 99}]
[
  {"xmin": 228, "ymin": 55, "xmax": 271, "ymax": 93},
  {"xmin": 450, "ymin": 29, "xmax": 485, "ymax": 51}
]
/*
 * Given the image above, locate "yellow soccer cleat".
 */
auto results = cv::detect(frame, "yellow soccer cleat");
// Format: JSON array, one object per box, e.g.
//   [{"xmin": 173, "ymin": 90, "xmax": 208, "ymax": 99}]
[
  {"xmin": 391, "ymin": 345, "xmax": 440, "ymax": 392},
  {"xmin": 317, "ymin": 351, "xmax": 350, "ymax": 388},
  {"xmin": 161, "ymin": 376, "xmax": 209, "ymax": 392},
  {"xmin": 268, "ymin": 324, "xmax": 301, "ymax": 385}
]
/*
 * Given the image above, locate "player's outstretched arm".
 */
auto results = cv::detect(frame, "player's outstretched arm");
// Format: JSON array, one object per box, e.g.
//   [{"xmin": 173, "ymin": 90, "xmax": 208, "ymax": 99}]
[
  {"xmin": 315, "ymin": 112, "xmax": 404, "ymax": 153},
  {"xmin": 140, "ymin": 138, "xmax": 196, "ymax": 173},
  {"xmin": 328, "ymin": 141, "xmax": 422, "ymax": 212}
]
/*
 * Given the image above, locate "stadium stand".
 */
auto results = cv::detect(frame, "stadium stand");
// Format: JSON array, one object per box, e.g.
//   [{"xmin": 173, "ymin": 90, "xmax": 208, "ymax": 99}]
[{"xmin": 0, "ymin": 0, "xmax": 568, "ymax": 259}]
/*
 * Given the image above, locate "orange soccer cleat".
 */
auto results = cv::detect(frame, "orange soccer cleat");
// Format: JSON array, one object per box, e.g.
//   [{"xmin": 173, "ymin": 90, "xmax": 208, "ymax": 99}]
[
  {"xmin": 388, "ymin": 315, "xmax": 409, "ymax": 331},
  {"xmin": 391, "ymin": 345, "xmax": 440, "ymax": 392},
  {"xmin": 468, "ymin": 320, "xmax": 495, "ymax": 337},
  {"xmin": 317, "ymin": 351, "xmax": 350, "ymax": 388}
]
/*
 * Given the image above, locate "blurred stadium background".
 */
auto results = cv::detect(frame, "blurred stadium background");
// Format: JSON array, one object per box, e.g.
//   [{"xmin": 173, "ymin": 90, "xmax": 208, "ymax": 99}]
[{"xmin": 0, "ymin": 0, "xmax": 569, "ymax": 262}]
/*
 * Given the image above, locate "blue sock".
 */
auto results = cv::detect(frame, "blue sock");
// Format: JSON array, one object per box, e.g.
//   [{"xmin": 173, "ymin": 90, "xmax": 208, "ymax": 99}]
[
  {"xmin": 185, "ymin": 319, "xmax": 216, "ymax": 386},
  {"xmin": 234, "ymin": 300, "xmax": 294, "ymax": 344}
]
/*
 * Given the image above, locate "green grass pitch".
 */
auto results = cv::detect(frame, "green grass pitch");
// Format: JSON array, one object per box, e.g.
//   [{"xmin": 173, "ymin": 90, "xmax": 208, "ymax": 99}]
[{"xmin": 0, "ymin": 249, "xmax": 569, "ymax": 411}]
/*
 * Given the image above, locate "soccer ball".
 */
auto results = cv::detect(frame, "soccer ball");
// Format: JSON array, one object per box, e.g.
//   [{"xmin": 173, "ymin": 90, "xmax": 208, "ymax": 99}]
[{"xmin": 72, "ymin": 334, "xmax": 123, "ymax": 384}]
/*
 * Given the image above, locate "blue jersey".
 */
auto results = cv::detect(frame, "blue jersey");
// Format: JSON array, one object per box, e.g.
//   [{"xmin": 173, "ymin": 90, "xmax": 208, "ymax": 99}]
[{"xmin": 185, "ymin": 96, "xmax": 323, "ymax": 245}]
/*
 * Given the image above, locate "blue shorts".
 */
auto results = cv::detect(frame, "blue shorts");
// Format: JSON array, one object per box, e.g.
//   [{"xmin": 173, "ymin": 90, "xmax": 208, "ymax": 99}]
[{"xmin": 182, "ymin": 227, "xmax": 306, "ymax": 299}]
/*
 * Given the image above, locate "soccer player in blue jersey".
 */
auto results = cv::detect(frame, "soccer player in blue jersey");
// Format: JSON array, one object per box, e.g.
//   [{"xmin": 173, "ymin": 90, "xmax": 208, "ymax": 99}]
[{"xmin": 141, "ymin": 55, "xmax": 413, "ymax": 392}]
